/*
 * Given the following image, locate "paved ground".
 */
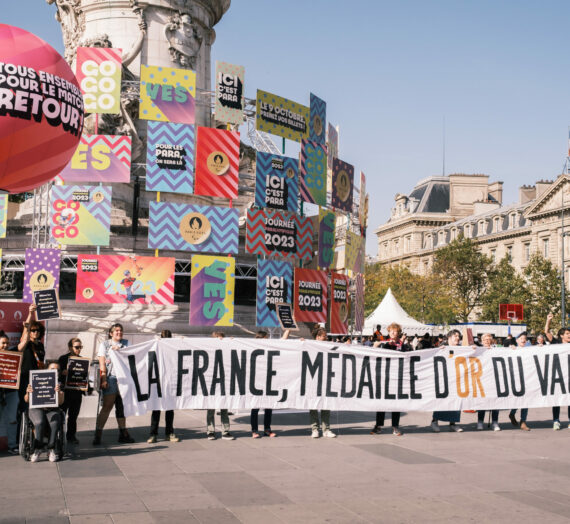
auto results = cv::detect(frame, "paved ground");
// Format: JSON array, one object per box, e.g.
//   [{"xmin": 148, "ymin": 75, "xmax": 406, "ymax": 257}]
[{"xmin": 2, "ymin": 406, "xmax": 570, "ymax": 523}]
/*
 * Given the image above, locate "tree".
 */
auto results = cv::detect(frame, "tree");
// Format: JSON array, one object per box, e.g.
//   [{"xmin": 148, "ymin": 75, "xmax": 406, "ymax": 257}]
[
  {"xmin": 480, "ymin": 256, "xmax": 527, "ymax": 322},
  {"xmin": 432, "ymin": 236, "xmax": 493, "ymax": 322}
]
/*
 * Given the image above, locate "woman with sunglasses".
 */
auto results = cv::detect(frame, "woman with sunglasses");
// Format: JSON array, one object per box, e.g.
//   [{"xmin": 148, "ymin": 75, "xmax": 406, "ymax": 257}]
[{"xmin": 58, "ymin": 338, "xmax": 85, "ymax": 444}]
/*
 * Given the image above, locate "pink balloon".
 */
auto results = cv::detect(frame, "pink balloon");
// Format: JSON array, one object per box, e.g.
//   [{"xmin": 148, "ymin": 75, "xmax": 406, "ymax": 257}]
[{"xmin": 0, "ymin": 24, "xmax": 84, "ymax": 193}]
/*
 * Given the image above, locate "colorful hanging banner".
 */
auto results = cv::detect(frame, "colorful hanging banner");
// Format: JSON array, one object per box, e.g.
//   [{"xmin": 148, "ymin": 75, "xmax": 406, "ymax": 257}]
[
  {"xmin": 256, "ymin": 89, "xmax": 309, "ymax": 142},
  {"xmin": 256, "ymin": 259, "xmax": 293, "ymax": 327},
  {"xmin": 194, "ymin": 127, "xmax": 240, "ymax": 199},
  {"xmin": 294, "ymin": 268, "xmax": 328, "ymax": 323},
  {"xmin": 76, "ymin": 255, "xmax": 174, "ymax": 305},
  {"xmin": 23, "ymin": 248, "xmax": 60, "ymax": 304},
  {"xmin": 0, "ymin": 194, "xmax": 7, "ymax": 238},
  {"xmin": 345, "ymin": 231, "xmax": 364, "ymax": 274},
  {"xmin": 146, "ymin": 122, "xmax": 195, "ymax": 193},
  {"xmin": 330, "ymin": 272, "xmax": 349, "ymax": 335},
  {"xmin": 148, "ymin": 202, "xmax": 239, "ymax": 254},
  {"xmin": 354, "ymin": 273, "xmax": 365, "ymax": 332},
  {"xmin": 245, "ymin": 209, "xmax": 313, "ymax": 262},
  {"xmin": 309, "ymin": 93, "xmax": 326, "ymax": 144},
  {"xmin": 60, "ymin": 134, "xmax": 131, "ymax": 183},
  {"xmin": 254, "ymin": 152, "xmax": 299, "ymax": 212},
  {"xmin": 318, "ymin": 208, "xmax": 336, "ymax": 269},
  {"xmin": 49, "ymin": 185, "xmax": 111, "ymax": 246},
  {"xmin": 215, "ymin": 61, "xmax": 245, "ymax": 125},
  {"xmin": 327, "ymin": 123, "xmax": 338, "ymax": 171},
  {"xmin": 359, "ymin": 171, "xmax": 367, "ymax": 232},
  {"xmin": 331, "ymin": 158, "xmax": 354, "ymax": 213},
  {"xmin": 190, "ymin": 255, "xmax": 235, "ymax": 327},
  {"xmin": 75, "ymin": 47, "xmax": 122, "ymax": 114},
  {"xmin": 300, "ymin": 139, "xmax": 327, "ymax": 206},
  {"xmin": 139, "ymin": 65, "xmax": 196, "ymax": 123}
]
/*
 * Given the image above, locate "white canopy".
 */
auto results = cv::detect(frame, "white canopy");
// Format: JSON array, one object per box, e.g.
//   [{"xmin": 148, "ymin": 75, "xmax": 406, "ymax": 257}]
[{"xmin": 362, "ymin": 288, "xmax": 433, "ymax": 336}]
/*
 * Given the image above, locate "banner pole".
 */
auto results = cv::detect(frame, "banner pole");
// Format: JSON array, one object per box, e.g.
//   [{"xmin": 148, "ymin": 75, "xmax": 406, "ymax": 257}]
[{"xmin": 155, "ymin": 191, "xmax": 160, "ymax": 258}]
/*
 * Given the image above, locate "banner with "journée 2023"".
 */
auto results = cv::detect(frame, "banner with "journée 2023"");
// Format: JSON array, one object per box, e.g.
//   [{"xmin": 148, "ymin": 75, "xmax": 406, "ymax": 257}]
[{"xmin": 110, "ymin": 340, "xmax": 570, "ymax": 417}]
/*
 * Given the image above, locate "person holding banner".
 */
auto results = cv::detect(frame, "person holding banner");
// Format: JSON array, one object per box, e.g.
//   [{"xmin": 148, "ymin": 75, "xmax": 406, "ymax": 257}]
[
  {"xmin": 431, "ymin": 329, "xmax": 463, "ymax": 433},
  {"xmin": 0, "ymin": 332, "xmax": 21, "ymax": 455},
  {"xmin": 93, "ymin": 323, "xmax": 135, "ymax": 445},
  {"xmin": 17, "ymin": 306, "xmax": 45, "ymax": 411},
  {"xmin": 371, "ymin": 323, "xmax": 411, "ymax": 436},
  {"xmin": 148, "ymin": 330, "xmax": 180, "ymax": 443},
  {"xmin": 476, "ymin": 333, "xmax": 501, "ymax": 431},
  {"xmin": 58, "ymin": 338, "xmax": 85, "ymax": 444},
  {"xmin": 508, "ymin": 332, "xmax": 531, "ymax": 431}
]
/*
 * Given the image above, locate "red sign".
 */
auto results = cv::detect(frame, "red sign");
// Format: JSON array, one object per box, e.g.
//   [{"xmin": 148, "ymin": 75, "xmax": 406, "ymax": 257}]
[
  {"xmin": 0, "ymin": 302, "xmax": 31, "ymax": 346},
  {"xmin": 294, "ymin": 268, "xmax": 328, "ymax": 323},
  {"xmin": 0, "ymin": 350, "xmax": 22, "ymax": 390},
  {"xmin": 499, "ymin": 304, "xmax": 524, "ymax": 321}
]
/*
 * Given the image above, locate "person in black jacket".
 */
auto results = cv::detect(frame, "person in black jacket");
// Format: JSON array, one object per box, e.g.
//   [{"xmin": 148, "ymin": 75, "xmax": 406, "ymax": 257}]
[
  {"xmin": 371, "ymin": 322, "xmax": 411, "ymax": 436},
  {"xmin": 58, "ymin": 338, "xmax": 85, "ymax": 444},
  {"xmin": 18, "ymin": 305, "xmax": 45, "ymax": 412}
]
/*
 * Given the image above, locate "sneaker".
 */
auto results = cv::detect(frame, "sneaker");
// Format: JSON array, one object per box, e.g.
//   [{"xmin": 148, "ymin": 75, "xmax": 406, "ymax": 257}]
[
  {"xmin": 167, "ymin": 433, "xmax": 180, "ymax": 442},
  {"xmin": 476, "ymin": 422, "xmax": 484, "ymax": 431},
  {"xmin": 520, "ymin": 421, "xmax": 530, "ymax": 431},
  {"xmin": 264, "ymin": 430, "xmax": 277, "ymax": 438},
  {"xmin": 221, "ymin": 432, "xmax": 235, "ymax": 441},
  {"xmin": 430, "ymin": 420, "xmax": 440, "ymax": 433},
  {"xmin": 30, "ymin": 450, "xmax": 41, "ymax": 463},
  {"xmin": 48, "ymin": 449, "xmax": 57, "ymax": 462},
  {"xmin": 568, "ymin": 422, "xmax": 570, "ymax": 429},
  {"xmin": 509, "ymin": 413, "xmax": 519, "ymax": 427},
  {"xmin": 323, "ymin": 429, "xmax": 336, "ymax": 438},
  {"xmin": 370, "ymin": 425, "xmax": 382, "ymax": 435},
  {"xmin": 147, "ymin": 435, "xmax": 157, "ymax": 443},
  {"xmin": 553, "ymin": 421, "xmax": 561, "ymax": 431},
  {"xmin": 207, "ymin": 432, "xmax": 216, "ymax": 440},
  {"xmin": 118, "ymin": 431, "xmax": 135, "ymax": 444},
  {"xmin": 252, "ymin": 432, "xmax": 261, "ymax": 439},
  {"xmin": 492, "ymin": 422, "xmax": 501, "ymax": 432},
  {"xmin": 450, "ymin": 424, "xmax": 463, "ymax": 433},
  {"xmin": 311, "ymin": 429, "xmax": 320, "ymax": 438},
  {"xmin": 392, "ymin": 427, "xmax": 402, "ymax": 436},
  {"xmin": 7, "ymin": 447, "xmax": 19, "ymax": 456}
]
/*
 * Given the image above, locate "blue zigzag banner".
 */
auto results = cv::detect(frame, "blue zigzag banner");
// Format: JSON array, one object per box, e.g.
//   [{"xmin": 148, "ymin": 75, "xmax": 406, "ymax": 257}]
[
  {"xmin": 309, "ymin": 93, "xmax": 326, "ymax": 145},
  {"xmin": 146, "ymin": 122, "xmax": 195, "ymax": 194},
  {"xmin": 256, "ymin": 259, "xmax": 293, "ymax": 327},
  {"xmin": 148, "ymin": 202, "xmax": 239, "ymax": 253},
  {"xmin": 255, "ymin": 152, "xmax": 299, "ymax": 212}
]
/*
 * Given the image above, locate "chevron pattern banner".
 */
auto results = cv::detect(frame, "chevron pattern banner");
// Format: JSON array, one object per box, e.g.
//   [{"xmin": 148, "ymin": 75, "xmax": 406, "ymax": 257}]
[
  {"xmin": 318, "ymin": 208, "xmax": 336, "ymax": 269},
  {"xmin": 294, "ymin": 268, "xmax": 328, "ymax": 323},
  {"xmin": 309, "ymin": 93, "xmax": 326, "ymax": 145},
  {"xmin": 60, "ymin": 134, "xmax": 131, "ymax": 183},
  {"xmin": 330, "ymin": 273, "xmax": 349, "ymax": 335},
  {"xmin": 146, "ymin": 122, "xmax": 195, "ymax": 193},
  {"xmin": 49, "ymin": 186, "xmax": 111, "ymax": 246},
  {"xmin": 245, "ymin": 209, "xmax": 313, "ymax": 262},
  {"xmin": 255, "ymin": 152, "xmax": 299, "ymax": 212},
  {"xmin": 24, "ymin": 248, "xmax": 61, "ymax": 303},
  {"xmin": 300, "ymin": 139, "xmax": 327, "ymax": 206},
  {"xmin": 256, "ymin": 259, "xmax": 293, "ymax": 327},
  {"xmin": 194, "ymin": 127, "xmax": 240, "ymax": 199},
  {"xmin": 190, "ymin": 255, "xmax": 235, "ymax": 326},
  {"xmin": 331, "ymin": 157, "xmax": 354, "ymax": 213},
  {"xmin": 76, "ymin": 255, "xmax": 174, "ymax": 305},
  {"xmin": 355, "ymin": 273, "xmax": 365, "ymax": 332},
  {"xmin": 0, "ymin": 194, "xmax": 7, "ymax": 239},
  {"xmin": 149, "ymin": 202, "xmax": 239, "ymax": 254}
]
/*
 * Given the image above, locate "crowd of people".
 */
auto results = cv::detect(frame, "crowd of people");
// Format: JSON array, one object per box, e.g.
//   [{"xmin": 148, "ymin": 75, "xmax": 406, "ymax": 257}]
[{"xmin": 1, "ymin": 305, "xmax": 570, "ymax": 463}]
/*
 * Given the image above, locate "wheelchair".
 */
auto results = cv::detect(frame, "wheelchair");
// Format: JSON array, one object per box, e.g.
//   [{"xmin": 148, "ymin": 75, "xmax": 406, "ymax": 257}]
[{"xmin": 19, "ymin": 408, "xmax": 66, "ymax": 462}]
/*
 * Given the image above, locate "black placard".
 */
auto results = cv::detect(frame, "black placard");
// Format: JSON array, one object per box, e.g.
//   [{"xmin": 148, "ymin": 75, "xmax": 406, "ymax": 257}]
[
  {"xmin": 33, "ymin": 289, "xmax": 60, "ymax": 320},
  {"xmin": 65, "ymin": 357, "xmax": 89, "ymax": 391},
  {"xmin": 276, "ymin": 303, "xmax": 298, "ymax": 330},
  {"xmin": 29, "ymin": 369, "xmax": 58, "ymax": 409}
]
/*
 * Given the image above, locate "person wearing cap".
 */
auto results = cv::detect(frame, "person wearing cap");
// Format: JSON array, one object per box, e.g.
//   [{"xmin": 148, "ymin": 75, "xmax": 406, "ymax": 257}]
[{"xmin": 508, "ymin": 332, "xmax": 530, "ymax": 431}]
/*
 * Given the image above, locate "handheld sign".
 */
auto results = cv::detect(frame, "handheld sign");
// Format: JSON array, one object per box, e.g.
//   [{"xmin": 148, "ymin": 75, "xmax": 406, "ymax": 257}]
[
  {"xmin": 33, "ymin": 289, "xmax": 61, "ymax": 321},
  {"xmin": 65, "ymin": 357, "xmax": 89, "ymax": 391},
  {"xmin": 0, "ymin": 350, "xmax": 22, "ymax": 390},
  {"xmin": 276, "ymin": 303, "xmax": 298, "ymax": 330},
  {"xmin": 29, "ymin": 369, "xmax": 58, "ymax": 409}
]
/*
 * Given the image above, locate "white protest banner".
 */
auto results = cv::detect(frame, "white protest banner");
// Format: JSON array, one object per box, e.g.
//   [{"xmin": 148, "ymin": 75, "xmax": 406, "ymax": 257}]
[{"xmin": 110, "ymin": 339, "xmax": 570, "ymax": 417}]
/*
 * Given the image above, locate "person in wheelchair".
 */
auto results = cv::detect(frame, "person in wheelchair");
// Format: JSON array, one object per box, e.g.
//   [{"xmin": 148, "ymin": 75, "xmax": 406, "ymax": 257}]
[{"xmin": 24, "ymin": 361, "xmax": 65, "ymax": 463}]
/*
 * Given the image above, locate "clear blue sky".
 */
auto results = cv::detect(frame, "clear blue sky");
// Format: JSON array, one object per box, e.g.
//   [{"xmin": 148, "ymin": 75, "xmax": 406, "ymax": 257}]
[{"xmin": 5, "ymin": 1, "xmax": 570, "ymax": 255}]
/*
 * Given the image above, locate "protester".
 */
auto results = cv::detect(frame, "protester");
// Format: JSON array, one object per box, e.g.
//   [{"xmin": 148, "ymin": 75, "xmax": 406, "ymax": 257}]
[
  {"xmin": 476, "ymin": 333, "xmax": 500, "ymax": 431},
  {"xmin": 431, "ymin": 329, "xmax": 463, "ymax": 433},
  {"xmin": 26, "ymin": 361, "xmax": 65, "ymax": 463},
  {"xmin": 508, "ymin": 332, "xmax": 530, "ymax": 431},
  {"xmin": 58, "ymin": 338, "xmax": 85, "ymax": 444},
  {"xmin": 536, "ymin": 333, "xmax": 547, "ymax": 346},
  {"xmin": 93, "ymin": 323, "xmax": 135, "ymax": 445},
  {"xmin": 147, "ymin": 329, "xmax": 180, "ymax": 443},
  {"xmin": 373, "ymin": 324, "xmax": 383, "ymax": 342},
  {"xmin": 18, "ymin": 305, "xmax": 45, "ymax": 413},
  {"xmin": 371, "ymin": 322, "xmax": 410, "ymax": 436},
  {"xmin": 0, "ymin": 332, "xmax": 20, "ymax": 455}
]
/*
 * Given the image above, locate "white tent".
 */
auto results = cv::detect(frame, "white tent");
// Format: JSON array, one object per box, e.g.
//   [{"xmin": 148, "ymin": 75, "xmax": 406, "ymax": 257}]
[{"xmin": 362, "ymin": 288, "xmax": 433, "ymax": 336}]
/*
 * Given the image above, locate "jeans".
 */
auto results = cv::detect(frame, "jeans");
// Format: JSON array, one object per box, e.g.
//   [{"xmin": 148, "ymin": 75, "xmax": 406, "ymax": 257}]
[
  {"xmin": 251, "ymin": 409, "xmax": 273, "ymax": 432},
  {"xmin": 309, "ymin": 410, "xmax": 330, "ymax": 432},
  {"xmin": 151, "ymin": 410, "xmax": 174, "ymax": 435},
  {"xmin": 62, "ymin": 389, "xmax": 83, "ymax": 440},
  {"xmin": 510, "ymin": 408, "xmax": 528, "ymax": 422},
  {"xmin": 552, "ymin": 406, "xmax": 570, "ymax": 422},
  {"xmin": 0, "ymin": 390, "xmax": 19, "ymax": 449},
  {"xmin": 477, "ymin": 410, "xmax": 499, "ymax": 423},
  {"xmin": 206, "ymin": 409, "xmax": 229, "ymax": 434},
  {"xmin": 28, "ymin": 408, "xmax": 63, "ymax": 450},
  {"xmin": 376, "ymin": 411, "xmax": 401, "ymax": 427}
]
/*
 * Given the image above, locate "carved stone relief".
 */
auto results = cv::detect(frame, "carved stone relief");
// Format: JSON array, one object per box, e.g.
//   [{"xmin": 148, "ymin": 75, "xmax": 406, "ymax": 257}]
[{"xmin": 164, "ymin": 12, "xmax": 204, "ymax": 68}]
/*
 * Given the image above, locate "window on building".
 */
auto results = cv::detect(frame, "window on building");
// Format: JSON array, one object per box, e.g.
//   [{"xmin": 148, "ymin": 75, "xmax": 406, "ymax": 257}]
[
  {"xmin": 404, "ymin": 235, "xmax": 411, "ymax": 253},
  {"xmin": 424, "ymin": 260, "xmax": 429, "ymax": 274},
  {"xmin": 394, "ymin": 239, "xmax": 399, "ymax": 254},
  {"xmin": 478, "ymin": 221, "xmax": 485, "ymax": 236},
  {"xmin": 438, "ymin": 231, "xmax": 446, "ymax": 245},
  {"xmin": 543, "ymin": 238, "xmax": 550, "ymax": 258},
  {"xmin": 524, "ymin": 243, "xmax": 530, "ymax": 262},
  {"xmin": 464, "ymin": 224, "xmax": 471, "ymax": 238},
  {"xmin": 506, "ymin": 245, "xmax": 513, "ymax": 262},
  {"xmin": 493, "ymin": 217, "xmax": 501, "ymax": 233},
  {"xmin": 490, "ymin": 249, "xmax": 496, "ymax": 262}
]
